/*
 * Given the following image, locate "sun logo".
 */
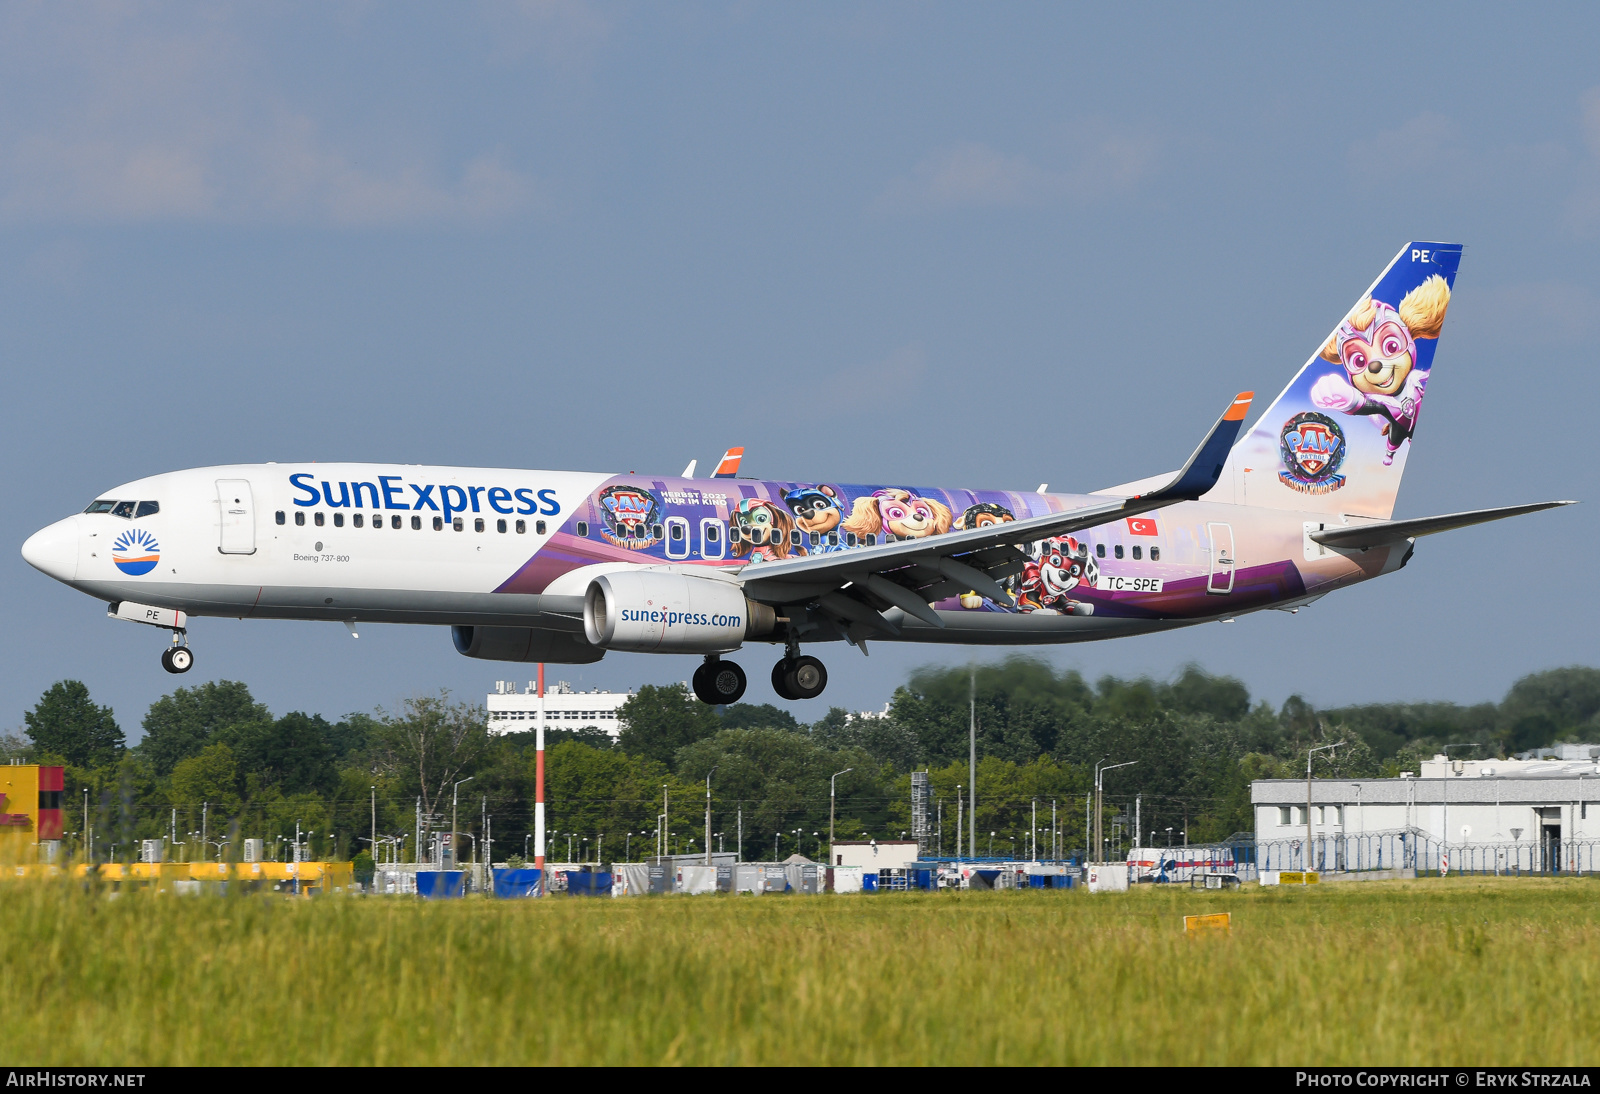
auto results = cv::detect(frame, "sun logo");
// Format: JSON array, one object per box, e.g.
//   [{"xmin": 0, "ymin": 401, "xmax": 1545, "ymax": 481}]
[{"xmin": 111, "ymin": 528, "xmax": 161, "ymax": 576}]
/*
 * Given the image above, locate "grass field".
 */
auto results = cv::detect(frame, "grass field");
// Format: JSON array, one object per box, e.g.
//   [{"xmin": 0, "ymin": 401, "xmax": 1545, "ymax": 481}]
[{"xmin": 1, "ymin": 878, "xmax": 1596, "ymax": 1066}]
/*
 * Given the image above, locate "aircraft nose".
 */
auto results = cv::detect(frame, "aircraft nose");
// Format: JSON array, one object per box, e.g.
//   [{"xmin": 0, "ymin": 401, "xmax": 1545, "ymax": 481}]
[{"xmin": 21, "ymin": 517, "xmax": 79, "ymax": 582}]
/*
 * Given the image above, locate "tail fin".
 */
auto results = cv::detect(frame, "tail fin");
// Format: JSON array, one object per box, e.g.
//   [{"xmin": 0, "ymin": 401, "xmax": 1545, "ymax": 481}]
[
  {"xmin": 713, "ymin": 447, "xmax": 745, "ymax": 478},
  {"xmin": 1209, "ymin": 242, "xmax": 1462, "ymax": 519}
]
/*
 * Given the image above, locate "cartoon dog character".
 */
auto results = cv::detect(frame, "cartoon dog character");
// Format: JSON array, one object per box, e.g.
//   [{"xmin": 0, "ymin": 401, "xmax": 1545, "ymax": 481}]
[
  {"xmin": 1310, "ymin": 274, "xmax": 1450, "ymax": 465},
  {"xmin": 957, "ymin": 501, "xmax": 1015, "ymax": 531},
  {"xmin": 783, "ymin": 486, "xmax": 845, "ymax": 552},
  {"xmin": 1017, "ymin": 535, "xmax": 1095, "ymax": 615},
  {"xmin": 730, "ymin": 498, "xmax": 799, "ymax": 561},
  {"xmin": 841, "ymin": 488, "xmax": 953, "ymax": 542},
  {"xmin": 956, "ymin": 502, "xmax": 1016, "ymax": 608}
]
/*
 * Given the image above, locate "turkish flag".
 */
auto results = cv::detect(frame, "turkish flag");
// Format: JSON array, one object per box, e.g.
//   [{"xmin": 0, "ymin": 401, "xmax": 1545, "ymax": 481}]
[{"xmin": 1126, "ymin": 517, "xmax": 1158, "ymax": 536}]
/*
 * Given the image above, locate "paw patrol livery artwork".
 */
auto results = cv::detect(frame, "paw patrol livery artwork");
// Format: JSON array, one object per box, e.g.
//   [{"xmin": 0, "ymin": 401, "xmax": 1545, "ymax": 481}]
[{"xmin": 22, "ymin": 242, "xmax": 1575, "ymax": 706}]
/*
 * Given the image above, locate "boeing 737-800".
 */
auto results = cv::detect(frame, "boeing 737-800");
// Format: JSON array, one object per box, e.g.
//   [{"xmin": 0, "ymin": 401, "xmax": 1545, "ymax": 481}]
[{"xmin": 21, "ymin": 242, "xmax": 1573, "ymax": 704}]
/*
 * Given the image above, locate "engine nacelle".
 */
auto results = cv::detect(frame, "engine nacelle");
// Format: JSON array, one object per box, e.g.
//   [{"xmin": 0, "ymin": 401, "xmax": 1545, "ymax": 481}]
[
  {"xmin": 451, "ymin": 625, "xmax": 605, "ymax": 664},
  {"xmin": 583, "ymin": 571, "xmax": 775, "ymax": 653}
]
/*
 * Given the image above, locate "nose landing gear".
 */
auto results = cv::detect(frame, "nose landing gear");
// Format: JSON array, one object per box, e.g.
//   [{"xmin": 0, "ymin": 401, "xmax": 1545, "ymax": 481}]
[
  {"xmin": 692, "ymin": 656, "xmax": 746, "ymax": 705},
  {"xmin": 161, "ymin": 633, "xmax": 194, "ymax": 674},
  {"xmin": 772, "ymin": 654, "xmax": 827, "ymax": 701}
]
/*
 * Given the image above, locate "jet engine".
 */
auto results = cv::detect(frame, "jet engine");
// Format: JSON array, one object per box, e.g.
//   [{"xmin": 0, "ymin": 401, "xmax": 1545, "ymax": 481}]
[
  {"xmin": 451, "ymin": 625, "xmax": 605, "ymax": 664},
  {"xmin": 583, "ymin": 571, "xmax": 775, "ymax": 653}
]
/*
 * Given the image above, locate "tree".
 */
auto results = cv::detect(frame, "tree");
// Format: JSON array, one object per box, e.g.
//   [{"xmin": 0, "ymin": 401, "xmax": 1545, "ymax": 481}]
[
  {"xmin": 617, "ymin": 684, "xmax": 722, "ymax": 768},
  {"xmin": 24, "ymin": 681, "xmax": 124, "ymax": 768},
  {"xmin": 373, "ymin": 693, "xmax": 488, "ymax": 818},
  {"xmin": 169, "ymin": 742, "xmax": 242, "ymax": 813},
  {"xmin": 140, "ymin": 681, "xmax": 270, "ymax": 776},
  {"xmin": 719, "ymin": 703, "xmax": 800, "ymax": 732},
  {"xmin": 229, "ymin": 712, "xmax": 337, "ymax": 794}
]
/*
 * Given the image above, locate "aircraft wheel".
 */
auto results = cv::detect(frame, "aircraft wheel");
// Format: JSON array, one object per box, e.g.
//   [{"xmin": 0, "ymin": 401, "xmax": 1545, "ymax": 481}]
[
  {"xmin": 772, "ymin": 659, "xmax": 798, "ymax": 701},
  {"xmin": 162, "ymin": 646, "xmax": 194, "ymax": 674},
  {"xmin": 693, "ymin": 659, "xmax": 746, "ymax": 705},
  {"xmin": 785, "ymin": 655, "xmax": 827, "ymax": 700}
]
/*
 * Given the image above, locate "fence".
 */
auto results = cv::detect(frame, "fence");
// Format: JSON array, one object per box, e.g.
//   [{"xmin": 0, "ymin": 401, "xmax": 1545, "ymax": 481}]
[{"xmin": 1251, "ymin": 829, "xmax": 1600, "ymax": 876}]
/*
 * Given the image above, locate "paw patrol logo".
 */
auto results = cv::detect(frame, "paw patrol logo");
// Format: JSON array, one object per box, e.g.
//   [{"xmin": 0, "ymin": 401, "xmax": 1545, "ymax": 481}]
[
  {"xmin": 597, "ymin": 485, "xmax": 661, "ymax": 548},
  {"xmin": 1279, "ymin": 412, "xmax": 1347, "ymax": 495}
]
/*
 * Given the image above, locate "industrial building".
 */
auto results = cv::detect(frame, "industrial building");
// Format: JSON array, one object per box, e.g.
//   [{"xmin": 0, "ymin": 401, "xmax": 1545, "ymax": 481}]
[
  {"xmin": 0, "ymin": 762, "xmax": 62, "ymax": 863},
  {"xmin": 485, "ymin": 679, "xmax": 632, "ymax": 738},
  {"xmin": 1251, "ymin": 749, "xmax": 1600, "ymax": 874}
]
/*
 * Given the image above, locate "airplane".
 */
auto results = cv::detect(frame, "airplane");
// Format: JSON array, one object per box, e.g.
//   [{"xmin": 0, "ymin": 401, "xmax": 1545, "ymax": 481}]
[{"xmin": 21, "ymin": 241, "xmax": 1574, "ymax": 705}]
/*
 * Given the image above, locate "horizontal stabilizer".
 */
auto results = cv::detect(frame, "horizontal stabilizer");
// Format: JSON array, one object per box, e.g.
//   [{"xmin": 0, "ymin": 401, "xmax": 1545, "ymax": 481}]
[{"xmin": 1310, "ymin": 500, "xmax": 1575, "ymax": 550}]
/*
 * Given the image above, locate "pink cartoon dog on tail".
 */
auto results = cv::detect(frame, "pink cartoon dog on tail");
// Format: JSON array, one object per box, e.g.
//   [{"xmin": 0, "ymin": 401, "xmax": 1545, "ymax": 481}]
[{"xmin": 1309, "ymin": 274, "xmax": 1450, "ymax": 465}]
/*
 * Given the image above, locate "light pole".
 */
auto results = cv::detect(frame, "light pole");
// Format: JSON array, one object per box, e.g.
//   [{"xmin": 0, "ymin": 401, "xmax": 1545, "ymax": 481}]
[
  {"xmin": 370, "ymin": 786, "xmax": 376, "ymax": 864},
  {"xmin": 988, "ymin": 831, "xmax": 995, "ymax": 857},
  {"xmin": 524, "ymin": 833, "xmax": 532, "ymax": 860},
  {"xmin": 830, "ymin": 768, "xmax": 853, "ymax": 865},
  {"xmin": 1306, "ymin": 742, "xmax": 1341, "ymax": 880},
  {"xmin": 453, "ymin": 777, "xmax": 474, "ymax": 870},
  {"xmin": 704, "ymin": 766, "xmax": 718, "ymax": 867},
  {"xmin": 1095, "ymin": 761, "xmax": 1137, "ymax": 865}
]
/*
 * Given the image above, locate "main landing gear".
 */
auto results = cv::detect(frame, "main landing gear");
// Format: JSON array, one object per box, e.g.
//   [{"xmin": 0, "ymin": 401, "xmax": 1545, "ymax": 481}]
[
  {"xmin": 161, "ymin": 633, "xmax": 194, "ymax": 675},
  {"xmin": 692, "ymin": 657, "xmax": 747, "ymax": 705},
  {"xmin": 772, "ymin": 649, "xmax": 828, "ymax": 701}
]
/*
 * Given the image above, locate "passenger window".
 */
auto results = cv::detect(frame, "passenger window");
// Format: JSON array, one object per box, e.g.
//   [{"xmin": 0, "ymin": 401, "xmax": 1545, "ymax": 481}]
[
  {"xmin": 111, "ymin": 501, "xmax": 136, "ymax": 519},
  {"xmin": 275, "ymin": 511, "xmax": 286, "ymax": 526},
  {"xmin": 295, "ymin": 512, "xmax": 306, "ymax": 527},
  {"xmin": 669, "ymin": 523, "xmax": 684, "ymax": 542},
  {"xmin": 391, "ymin": 515, "xmax": 402, "ymax": 529},
  {"xmin": 334, "ymin": 513, "xmax": 344, "ymax": 528},
  {"xmin": 729, "ymin": 526, "xmax": 743, "ymax": 544},
  {"xmin": 496, "ymin": 519, "xmax": 507, "ymax": 533},
  {"xmin": 84, "ymin": 500, "xmax": 116, "ymax": 514},
  {"xmin": 809, "ymin": 532, "xmax": 819, "ymax": 546},
  {"xmin": 353, "ymin": 514, "xmax": 364, "ymax": 528},
  {"xmin": 1096, "ymin": 543, "xmax": 1106, "ymax": 558},
  {"xmin": 1132, "ymin": 545, "xmax": 1141, "ymax": 560},
  {"xmin": 535, "ymin": 520, "xmax": 546, "ymax": 535},
  {"xmin": 652, "ymin": 523, "xmax": 663, "ymax": 539},
  {"xmin": 515, "ymin": 520, "xmax": 526, "ymax": 534},
  {"xmin": 865, "ymin": 534, "xmax": 877, "ymax": 546},
  {"xmin": 1114, "ymin": 544, "xmax": 1124, "ymax": 559},
  {"xmin": 576, "ymin": 521, "xmax": 588, "ymax": 537},
  {"xmin": 453, "ymin": 517, "xmax": 464, "ymax": 531},
  {"xmin": 827, "ymin": 533, "xmax": 838, "ymax": 546},
  {"xmin": 700, "ymin": 518, "xmax": 725, "ymax": 560},
  {"xmin": 1150, "ymin": 546, "xmax": 1160, "ymax": 562},
  {"xmin": 315, "ymin": 512, "xmax": 325, "ymax": 527},
  {"xmin": 408, "ymin": 515, "xmax": 419, "ymax": 530},
  {"xmin": 433, "ymin": 517, "xmax": 444, "ymax": 531},
  {"xmin": 136, "ymin": 501, "xmax": 160, "ymax": 517},
  {"xmin": 846, "ymin": 532, "xmax": 858, "ymax": 547},
  {"xmin": 791, "ymin": 530, "xmax": 802, "ymax": 547},
  {"xmin": 475, "ymin": 518, "xmax": 485, "ymax": 533}
]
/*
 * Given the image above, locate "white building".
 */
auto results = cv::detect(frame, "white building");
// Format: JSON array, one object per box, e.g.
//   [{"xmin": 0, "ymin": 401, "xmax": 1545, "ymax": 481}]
[
  {"xmin": 829, "ymin": 839, "xmax": 920, "ymax": 871},
  {"xmin": 1251, "ymin": 749, "xmax": 1600, "ymax": 874},
  {"xmin": 485, "ymin": 679, "xmax": 632, "ymax": 739}
]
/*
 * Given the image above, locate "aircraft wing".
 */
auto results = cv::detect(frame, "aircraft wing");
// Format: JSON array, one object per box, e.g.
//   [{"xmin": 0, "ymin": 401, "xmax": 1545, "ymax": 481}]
[
  {"xmin": 1309, "ymin": 500, "xmax": 1576, "ymax": 550},
  {"xmin": 735, "ymin": 392, "xmax": 1253, "ymax": 637}
]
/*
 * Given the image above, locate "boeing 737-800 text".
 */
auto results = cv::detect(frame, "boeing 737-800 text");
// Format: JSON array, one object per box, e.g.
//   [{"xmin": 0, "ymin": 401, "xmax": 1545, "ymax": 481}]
[{"xmin": 21, "ymin": 242, "xmax": 1573, "ymax": 704}]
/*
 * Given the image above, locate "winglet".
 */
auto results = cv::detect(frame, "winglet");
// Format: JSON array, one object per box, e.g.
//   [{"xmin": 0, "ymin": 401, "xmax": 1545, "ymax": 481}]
[
  {"xmin": 713, "ymin": 447, "xmax": 745, "ymax": 479},
  {"xmin": 1137, "ymin": 392, "xmax": 1253, "ymax": 502}
]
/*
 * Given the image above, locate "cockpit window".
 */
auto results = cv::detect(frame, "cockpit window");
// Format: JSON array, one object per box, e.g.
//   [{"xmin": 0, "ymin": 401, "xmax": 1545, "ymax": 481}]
[
  {"xmin": 84, "ymin": 500, "xmax": 116, "ymax": 514},
  {"xmin": 135, "ymin": 501, "xmax": 160, "ymax": 518},
  {"xmin": 111, "ymin": 501, "xmax": 137, "ymax": 519}
]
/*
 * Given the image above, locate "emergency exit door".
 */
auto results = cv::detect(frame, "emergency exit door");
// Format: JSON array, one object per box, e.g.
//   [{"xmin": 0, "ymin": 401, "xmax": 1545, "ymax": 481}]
[
  {"xmin": 216, "ymin": 479, "xmax": 257, "ymax": 555},
  {"xmin": 1206, "ymin": 522, "xmax": 1235, "ymax": 594}
]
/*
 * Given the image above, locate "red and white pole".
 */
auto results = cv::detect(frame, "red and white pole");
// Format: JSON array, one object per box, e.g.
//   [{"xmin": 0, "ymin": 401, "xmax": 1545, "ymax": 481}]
[{"xmin": 534, "ymin": 661, "xmax": 546, "ymax": 893}]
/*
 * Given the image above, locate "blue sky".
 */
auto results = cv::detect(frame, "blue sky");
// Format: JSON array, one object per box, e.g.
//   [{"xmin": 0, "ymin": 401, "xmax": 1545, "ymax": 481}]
[{"xmin": 4, "ymin": 2, "xmax": 1597, "ymax": 739}]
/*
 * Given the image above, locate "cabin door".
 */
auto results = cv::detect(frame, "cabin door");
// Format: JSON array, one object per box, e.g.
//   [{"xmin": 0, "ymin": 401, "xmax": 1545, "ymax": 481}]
[
  {"xmin": 1206, "ymin": 522, "xmax": 1235, "ymax": 594},
  {"xmin": 216, "ymin": 479, "xmax": 257, "ymax": 555}
]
